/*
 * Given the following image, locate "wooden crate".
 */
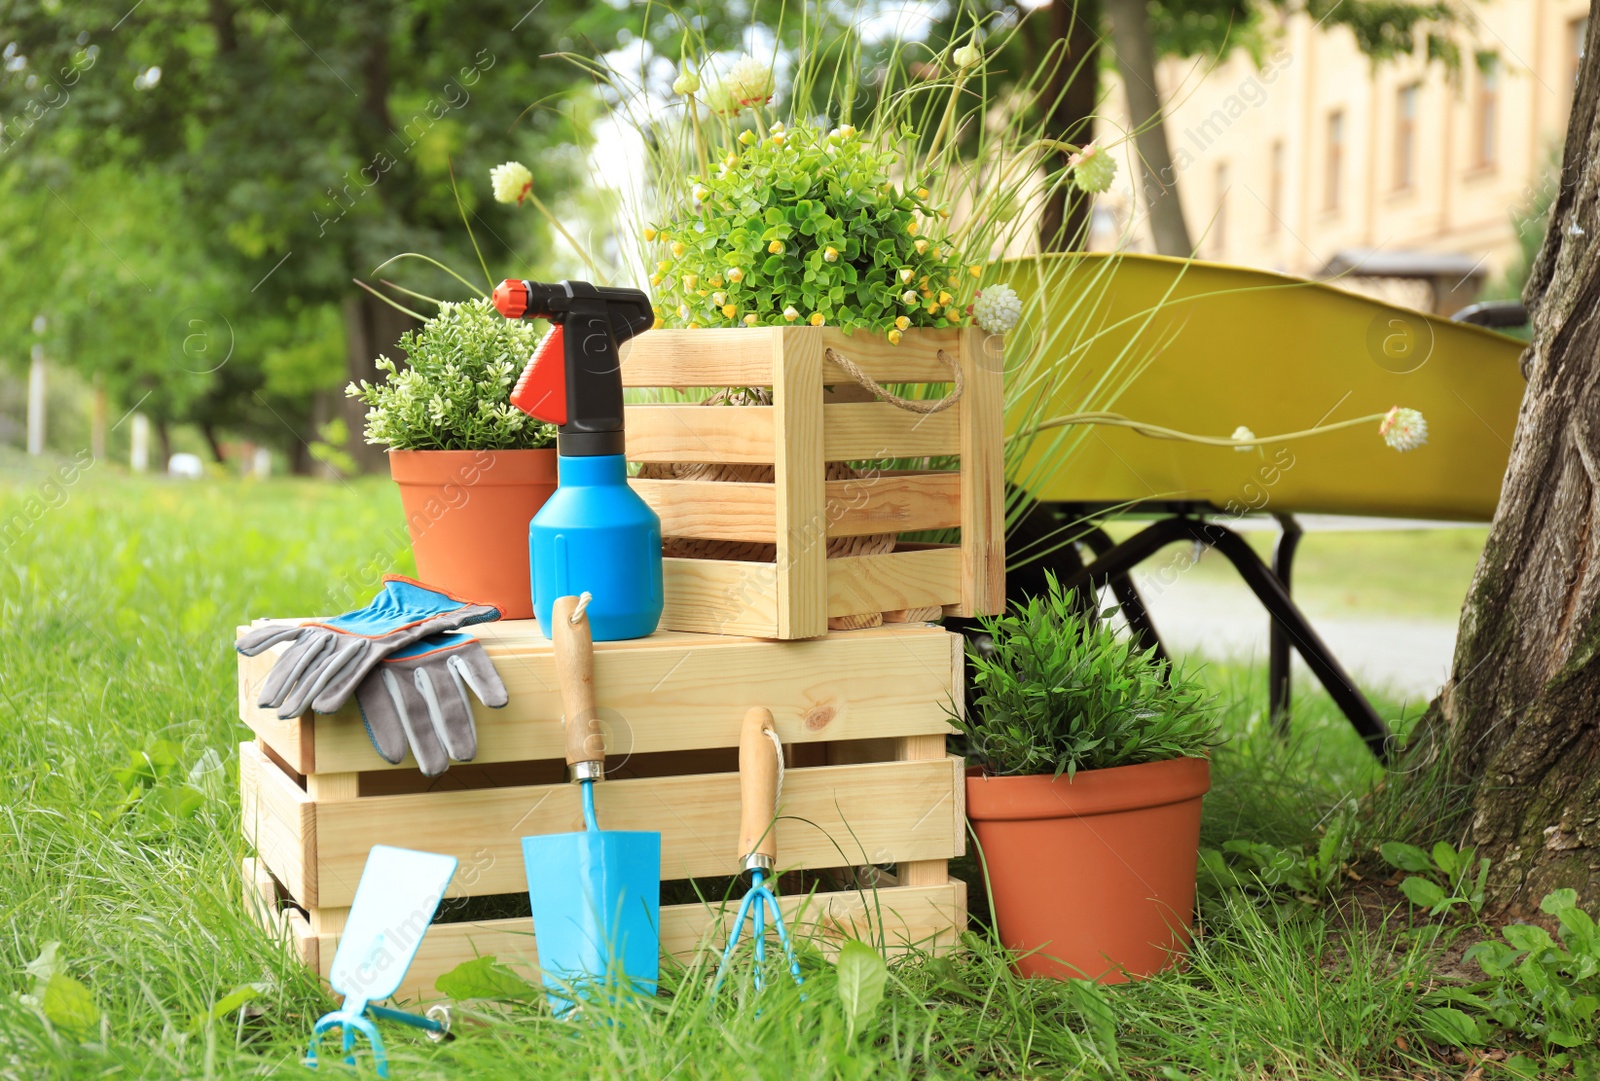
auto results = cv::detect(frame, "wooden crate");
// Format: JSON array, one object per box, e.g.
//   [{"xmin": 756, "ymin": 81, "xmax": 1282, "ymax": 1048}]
[
  {"xmin": 238, "ymin": 620, "xmax": 968, "ymax": 1002},
  {"xmin": 619, "ymin": 325, "xmax": 1005, "ymax": 639}
]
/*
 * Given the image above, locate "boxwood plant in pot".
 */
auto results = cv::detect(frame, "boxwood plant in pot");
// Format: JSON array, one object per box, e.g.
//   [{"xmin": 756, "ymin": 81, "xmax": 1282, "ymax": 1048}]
[
  {"xmin": 347, "ymin": 297, "xmax": 558, "ymax": 619},
  {"xmin": 956, "ymin": 571, "xmax": 1222, "ymax": 982}
]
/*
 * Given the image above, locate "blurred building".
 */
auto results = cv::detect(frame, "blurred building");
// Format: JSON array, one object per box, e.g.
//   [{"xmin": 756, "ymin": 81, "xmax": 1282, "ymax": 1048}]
[{"xmin": 1098, "ymin": 0, "xmax": 1589, "ymax": 309}]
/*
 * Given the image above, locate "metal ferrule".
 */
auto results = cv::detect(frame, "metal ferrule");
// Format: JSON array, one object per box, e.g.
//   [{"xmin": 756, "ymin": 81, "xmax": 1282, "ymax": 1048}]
[
  {"xmin": 570, "ymin": 761, "xmax": 604, "ymax": 783},
  {"xmin": 743, "ymin": 853, "xmax": 774, "ymax": 873}
]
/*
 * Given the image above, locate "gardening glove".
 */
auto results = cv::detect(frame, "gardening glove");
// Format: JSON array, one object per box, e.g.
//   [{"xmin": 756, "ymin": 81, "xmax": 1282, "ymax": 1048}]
[
  {"xmin": 235, "ymin": 576, "xmax": 502, "ymax": 719},
  {"xmin": 353, "ymin": 632, "xmax": 508, "ymax": 777}
]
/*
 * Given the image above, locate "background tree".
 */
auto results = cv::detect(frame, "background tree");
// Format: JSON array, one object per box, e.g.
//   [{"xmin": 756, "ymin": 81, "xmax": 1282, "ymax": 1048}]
[
  {"xmin": 0, "ymin": 0, "xmax": 623, "ymax": 470},
  {"xmin": 1424, "ymin": 13, "xmax": 1600, "ymax": 911}
]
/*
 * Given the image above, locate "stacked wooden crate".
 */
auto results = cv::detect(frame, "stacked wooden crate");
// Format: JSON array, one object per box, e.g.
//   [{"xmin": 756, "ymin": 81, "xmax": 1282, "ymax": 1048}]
[{"xmin": 239, "ymin": 326, "xmax": 1002, "ymax": 1002}]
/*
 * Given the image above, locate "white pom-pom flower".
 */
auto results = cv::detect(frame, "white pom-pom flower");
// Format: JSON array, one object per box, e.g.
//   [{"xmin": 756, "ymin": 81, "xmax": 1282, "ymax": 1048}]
[
  {"xmin": 1381, "ymin": 407, "xmax": 1428, "ymax": 452},
  {"xmin": 724, "ymin": 56, "xmax": 775, "ymax": 109},
  {"xmin": 490, "ymin": 162, "xmax": 533, "ymax": 205},
  {"xmin": 1231, "ymin": 426, "xmax": 1256, "ymax": 452},
  {"xmin": 972, "ymin": 283, "xmax": 1022, "ymax": 334}
]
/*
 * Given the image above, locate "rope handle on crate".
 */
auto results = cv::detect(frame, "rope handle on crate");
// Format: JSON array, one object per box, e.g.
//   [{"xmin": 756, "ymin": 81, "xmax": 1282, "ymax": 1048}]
[{"xmin": 824, "ymin": 347, "xmax": 964, "ymax": 415}]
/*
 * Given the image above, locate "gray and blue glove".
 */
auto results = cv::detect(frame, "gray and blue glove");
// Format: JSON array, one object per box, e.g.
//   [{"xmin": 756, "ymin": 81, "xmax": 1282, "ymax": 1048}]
[
  {"xmin": 353, "ymin": 632, "xmax": 508, "ymax": 777},
  {"xmin": 236, "ymin": 576, "xmax": 502, "ymax": 719}
]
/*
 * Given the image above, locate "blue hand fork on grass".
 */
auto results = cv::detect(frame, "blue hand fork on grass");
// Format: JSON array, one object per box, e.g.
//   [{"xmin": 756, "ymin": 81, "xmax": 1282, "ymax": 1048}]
[
  {"xmin": 306, "ymin": 845, "xmax": 457, "ymax": 1077},
  {"xmin": 713, "ymin": 707, "xmax": 803, "ymax": 995}
]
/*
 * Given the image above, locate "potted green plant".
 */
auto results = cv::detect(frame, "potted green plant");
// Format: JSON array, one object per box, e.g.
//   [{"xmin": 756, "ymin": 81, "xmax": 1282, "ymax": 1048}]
[
  {"xmin": 956, "ymin": 572, "xmax": 1222, "ymax": 982},
  {"xmin": 347, "ymin": 297, "xmax": 558, "ymax": 619}
]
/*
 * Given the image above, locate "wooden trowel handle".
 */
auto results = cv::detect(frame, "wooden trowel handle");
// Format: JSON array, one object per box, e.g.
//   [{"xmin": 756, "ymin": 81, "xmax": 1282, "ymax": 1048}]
[
  {"xmin": 552, "ymin": 595, "xmax": 603, "ymax": 774},
  {"xmin": 737, "ymin": 707, "xmax": 779, "ymax": 868}
]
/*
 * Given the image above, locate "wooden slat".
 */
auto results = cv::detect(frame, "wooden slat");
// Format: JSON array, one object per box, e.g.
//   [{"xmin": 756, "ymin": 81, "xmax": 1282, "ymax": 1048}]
[
  {"xmin": 307, "ymin": 758, "xmax": 962, "ymax": 908},
  {"xmin": 774, "ymin": 326, "xmax": 828, "ymax": 639},
  {"xmin": 956, "ymin": 326, "xmax": 1006, "ymax": 616},
  {"xmin": 829, "ymin": 470, "xmax": 961, "ymax": 536},
  {"xmin": 240, "ymin": 742, "xmax": 317, "ymax": 907},
  {"xmin": 631, "ymin": 477, "xmax": 776, "ymax": 541},
  {"xmin": 625, "ymin": 404, "xmax": 774, "ymax": 463},
  {"xmin": 827, "ymin": 546, "xmax": 962, "ymax": 619},
  {"xmin": 290, "ymin": 625, "xmax": 960, "ymax": 773},
  {"xmin": 618, "ymin": 326, "xmax": 967, "ymax": 389},
  {"xmin": 659, "ymin": 557, "xmax": 780, "ymax": 637},
  {"xmin": 824, "ymin": 402, "xmax": 960, "ymax": 460},
  {"xmin": 277, "ymin": 882, "xmax": 965, "ymax": 1003},
  {"xmin": 236, "ymin": 640, "xmax": 314, "ymax": 774},
  {"xmin": 630, "ymin": 471, "xmax": 961, "ymax": 543},
  {"xmin": 620, "ymin": 327, "xmax": 778, "ymax": 388}
]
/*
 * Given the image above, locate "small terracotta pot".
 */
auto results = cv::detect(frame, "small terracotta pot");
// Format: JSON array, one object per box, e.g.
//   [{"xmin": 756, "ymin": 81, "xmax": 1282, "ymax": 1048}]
[
  {"xmin": 388, "ymin": 449, "xmax": 557, "ymax": 620},
  {"xmin": 965, "ymin": 756, "xmax": 1210, "ymax": 982}
]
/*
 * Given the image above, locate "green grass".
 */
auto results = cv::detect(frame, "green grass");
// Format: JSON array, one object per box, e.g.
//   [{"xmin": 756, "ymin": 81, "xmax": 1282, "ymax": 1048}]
[{"xmin": 0, "ymin": 463, "xmax": 1526, "ymax": 1078}]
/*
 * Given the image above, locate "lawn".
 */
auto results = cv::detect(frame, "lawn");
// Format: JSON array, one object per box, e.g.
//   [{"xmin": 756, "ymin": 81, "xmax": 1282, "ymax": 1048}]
[{"xmin": 0, "ymin": 461, "xmax": 1553, "ymax": 1079}]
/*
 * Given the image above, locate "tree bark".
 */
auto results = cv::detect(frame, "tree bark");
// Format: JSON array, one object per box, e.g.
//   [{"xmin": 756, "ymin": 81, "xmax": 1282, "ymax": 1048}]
[
  {"xmin": 1104, "ymin": 0, "xmax": 1193, "ymax": 256},
  {"xmin": 1432, "ymin": 14, "xmax": 1600, "ymax": 912},
  {"xmin": 1036, "ymin": 0, "xmax": 1101, "ymax": 252}
]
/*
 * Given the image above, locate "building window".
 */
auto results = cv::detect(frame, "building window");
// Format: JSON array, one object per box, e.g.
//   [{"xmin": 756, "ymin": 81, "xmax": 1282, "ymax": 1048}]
[
  {"xmin": 1474, "ymin": 55, "xmax": 1500, "ymax": 167},
  {"xmin": 1395, "ymin": 83, "xmax": 1420, "ymax": 189},
  {"xmin": 1571, "ymin": 17, "xmax": 1589, "ymax": 87},
  {"xmin": 1325, "ymin": 110, "xmax": 1344, "ymax": 211},
  {"xmin": 1212, "ymin": 162, "xmax": 1228, "ymax": 257}
]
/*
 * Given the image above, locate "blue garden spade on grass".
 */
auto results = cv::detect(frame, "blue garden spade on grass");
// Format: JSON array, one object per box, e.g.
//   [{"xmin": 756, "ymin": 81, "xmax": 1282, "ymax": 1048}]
[
  {"xmin": 306, "ymin": 845, "xmax": 457, "ymax": 1078},
  {"xmin": 523, "ymin": 594, "xmax": 662, "ymax": 1014}
]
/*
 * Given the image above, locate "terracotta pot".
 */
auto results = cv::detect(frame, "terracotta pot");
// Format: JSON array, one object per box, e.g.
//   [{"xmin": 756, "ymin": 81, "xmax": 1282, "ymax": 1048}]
[
  {"xmin": 388, "ymin": 449, "xmax": 557, "ymax": 620},
  {"xmin": 965, "ymin": 755, "xmax": 1210, "ymax": 982}
]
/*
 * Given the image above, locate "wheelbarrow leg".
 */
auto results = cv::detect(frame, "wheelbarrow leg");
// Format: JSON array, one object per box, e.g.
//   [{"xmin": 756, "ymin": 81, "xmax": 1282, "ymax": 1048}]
[
  {"xmin": 1080, "ymin": 525, "xmax": 1170, "ymax": 668},
  {"xmin": 1268, "ymin": 514, "xmax": 1304, "ymax": 734},
  {"xmin": 1058, "ymin": 517, "xmax": 1392, "ymax": 761}
]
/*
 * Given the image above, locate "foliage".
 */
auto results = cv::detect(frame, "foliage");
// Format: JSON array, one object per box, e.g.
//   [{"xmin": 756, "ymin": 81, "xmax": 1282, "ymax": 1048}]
[
  {"xmin": 1379, "ymin": 839, "xmax": 1490, "ymax": 920},
  {"xmin": 1199, "ymin": 803, "xmax": 1358, "ymax": 920},
  {"xmin": 346, "ymin": 299, "xmax": 556, "ymax": 451},
  {"xmin": 836, "ymin": 939, "xmax": 889, "ymax": 1041},
  {"xmin": 649, "ymin": 122, "xmax": 973, "ymax": 334},
  {"xmin": 1418, "ymin": 889, "xmax": 1600, "ymax": 1067},
  {"xmin": 955, "ymin": 571, "xmax": 1222, "ymax": 778}
]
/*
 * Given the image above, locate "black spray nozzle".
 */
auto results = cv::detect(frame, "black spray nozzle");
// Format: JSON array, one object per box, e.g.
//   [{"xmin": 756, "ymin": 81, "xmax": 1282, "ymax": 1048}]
[{"xmin": 498, "ymin": 279, "xmax": 656, "ymax": 457}]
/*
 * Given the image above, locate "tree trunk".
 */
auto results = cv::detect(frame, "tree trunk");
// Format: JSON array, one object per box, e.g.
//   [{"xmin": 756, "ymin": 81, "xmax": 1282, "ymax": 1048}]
[
  {"xmin": 1104, "ymin": 0, "xmax": 1193, "ymax": 256},
  {"xmin": 1432, "ymin": 14, "xmax": 1600, "ymax": 912},
  {"xmin": 341, "ymin": 291, "xmax": 416, "ymax": 474},
  {"xmin": 1036, "ymin": 0, "xmax": 1101, "ymax": 252}
]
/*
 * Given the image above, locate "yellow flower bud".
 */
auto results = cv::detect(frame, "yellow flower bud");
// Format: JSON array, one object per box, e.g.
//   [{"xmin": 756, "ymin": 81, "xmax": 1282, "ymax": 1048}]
[
  {"xmin": 722, "ymin": 303, "xmax": 737, "ymax": 319},
  {"xmin": 968, "ymin": 264, "xmax": 983, "ymax": 278},
  {"xmin": 738, "ymin": 130, "xmax": 755, "ymax": 145},
  {"xmin": 899, "ymin": 268, "xmax": 914, "ymax": 284},
  {"xmin": 768, "ymin": 240, "xmax": 783, "ymax": 254},
  {"xmin": 895, "ymin": 315, "xmax": 910, "ymax": 331},
  {"xmin": 682, "ymin": 274, "xmax": 698, "ymax": 290},
  {"xmin": 708, "ymin": 275, "xmax": 724, "ymax": 288},
  {"xmin": 914, "ymin": 239, "xmax": 929, "ymax": 255},
  {"xmin": 926, "ymin": 300, "xmax": 941, "ymax": 314},
  {"xmin": 711, "ymin": 291, "xmax": 726, "ymax": 306},
  {"xmin": 916, "ymin": 187, "xmax": 930, "ymax": 200},
  {"xmin": 743, "ymin": 313, "xmax": 759, "ymax": 326},
  {"xmin": 650, "ymin": 274, "xmax": 663, "ymax": 286},
  {"xmin": 902, "ymin": 290, "xmax": 918, "ymax": 305},
  {"xmin": 939, "ymin": 291, "xmax": 953, "ymax": 306},
  {"xmin": 643, "ymin": 227, "xmax": 658, "ymax": 242},
  {"xmin": 671, "ymin": 241, "xmax": 687, "ymax": 258},
  {"xmin": 809, "ymin": 312, "xmax": 825, "ymax": 326},
  {"xmin": 906, "ymin": 219, "xmax": 919, "ymax": 236},
  {"xmin": 939, "ymin": 208, "xmax": 951, "ymax": 219},
  {"xmin": 888, "ymin": 329, "xmax": 902, "ymax": 345},
  {"xmin": 945, "ymin": 305, "xmax": 960, "ymax": 319},
  {"xmin": 727, "ymin": 267, "xmax": 745, "ymax": 282},
  {"xmin": 824, "ymin": 246, "xmax": 839, "ymax": 262},
  {"xmin": 783, "ymin": 306, "xmax": 799, "ymax": 321}
]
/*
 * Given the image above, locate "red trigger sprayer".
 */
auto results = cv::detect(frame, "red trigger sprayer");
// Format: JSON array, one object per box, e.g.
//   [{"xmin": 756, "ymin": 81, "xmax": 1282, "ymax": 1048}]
[{"xmin": 494, "ymin": 278, "xmax": 663, "ymax": 641}]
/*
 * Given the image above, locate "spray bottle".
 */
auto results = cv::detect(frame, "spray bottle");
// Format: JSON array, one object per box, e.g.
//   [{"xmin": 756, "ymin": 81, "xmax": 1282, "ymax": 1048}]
[{"xmin": 494, "ymin": 278, "xmax": 663, "ymax": 641}]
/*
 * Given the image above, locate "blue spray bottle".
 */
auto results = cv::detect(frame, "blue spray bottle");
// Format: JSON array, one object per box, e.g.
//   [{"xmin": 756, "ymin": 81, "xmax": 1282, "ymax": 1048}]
[{"xmin": 496, "ymin": 278, "xmax": 663, "ymax": 641}]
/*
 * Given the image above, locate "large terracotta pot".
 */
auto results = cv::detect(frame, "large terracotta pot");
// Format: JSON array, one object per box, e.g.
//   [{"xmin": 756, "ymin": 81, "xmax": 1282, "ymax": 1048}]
[
  {"xmin": 965, "ymin": 755, "xmax": 1210, "ymax": 982},
  {"xmin": 388, "ymin": 449, "xmax": 557, "ymax": 620}
]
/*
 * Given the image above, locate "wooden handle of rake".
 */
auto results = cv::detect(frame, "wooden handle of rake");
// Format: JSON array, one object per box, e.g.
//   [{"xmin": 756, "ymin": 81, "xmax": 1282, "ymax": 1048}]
[
  {"xmin": 737, "ymin": 707, "xmax": 779, "ymax": 868},
  {"xmin": 552, "ymin": 594, "xmax": 604, "ymax": 775}
]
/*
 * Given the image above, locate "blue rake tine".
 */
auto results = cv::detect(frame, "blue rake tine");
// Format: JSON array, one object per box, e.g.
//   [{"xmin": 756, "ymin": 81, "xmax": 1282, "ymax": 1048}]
[
  {"xmin": 308, "ymin": 1009, "xmax": 389, "ymax": 1078},
  {"xmin": 712, "ymin": 870, "xmax": 805, "ymax": 997}
]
